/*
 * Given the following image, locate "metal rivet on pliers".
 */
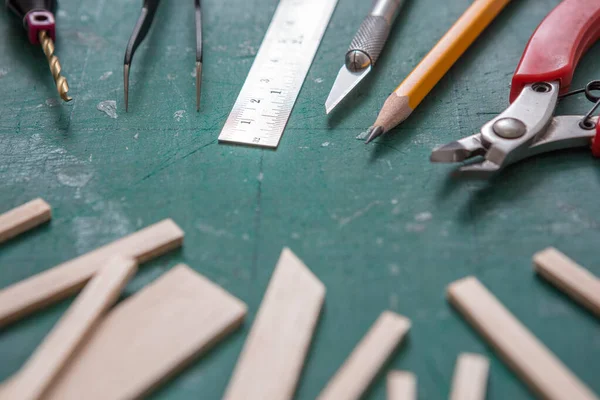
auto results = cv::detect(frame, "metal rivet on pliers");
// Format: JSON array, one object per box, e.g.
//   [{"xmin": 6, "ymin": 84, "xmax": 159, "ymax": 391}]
[{"xmin": 492, "ymin": 118, "xmax": 526, "ymax": 139}]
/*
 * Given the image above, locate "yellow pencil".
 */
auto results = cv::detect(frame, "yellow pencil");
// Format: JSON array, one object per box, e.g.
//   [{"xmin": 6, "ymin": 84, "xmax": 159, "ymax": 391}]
[{"xmin": 365, "ymin": 0, "xmax": 511, "ymax": 143}]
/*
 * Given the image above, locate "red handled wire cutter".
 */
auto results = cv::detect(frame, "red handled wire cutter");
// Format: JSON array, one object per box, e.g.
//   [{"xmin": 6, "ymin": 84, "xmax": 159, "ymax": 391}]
[{"xmin": 430, "ymin": 0, "xmax": 600, "ymax": 177}]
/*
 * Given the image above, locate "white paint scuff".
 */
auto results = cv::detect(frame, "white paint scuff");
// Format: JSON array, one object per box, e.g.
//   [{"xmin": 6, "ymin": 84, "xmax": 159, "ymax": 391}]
[
  {"xmin": 174, "ymin": 110, "xmax": 185, "ymax": 121},
  {"xmin": 46, "ymin": 98, "xmax": 60, "ymax": 108},
  {"xmin": 99, "ymin": 71, "xmax": 113, "ymax": 80},
  {"xmin": 415, "ymin": 212, "xmax": 433, "ymax": 222},
  {"xmin": 3, "ymin": 134, "xmax": 132, "ymax": 254},
  {"xmin": 355, "ymin": 130, "xmax": 369, "ymax": 140},
  {"xmin": 97, "ymin": 100, "xmax": 118, "ymax": 118}
]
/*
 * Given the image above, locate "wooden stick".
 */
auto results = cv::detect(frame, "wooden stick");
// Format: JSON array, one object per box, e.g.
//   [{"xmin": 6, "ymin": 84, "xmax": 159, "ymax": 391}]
[
  {"xmin": 0, "ymin": 219, "xmax": 183, "ymax": 328},
  {"xmin": 533, "ymin": 247, "xmax": 600, "ymax": 318},
  {"xmin": 223, "ymin": 248, "xmax": 325, "ymax": 400},
  {"xmin": 44, "ymin": 265, "xmax": 247, "ymax": 400},
  {"xmin": 317, "ymin": 311, "xmax": 411, "ymax": 400},
  {"xmin": 0, "ymin": 198, "xmax": 51, "ymax": 244},
  {"xmin": 447, "ymin": 276, "xmax": 598, "ymax": 400},
  {"xmin": 449, "ymin": 353, "xmax": 489, "ymax": 400},
  {"xmin": 387, "ymin": 371, "xmax": 416, "ymax": 400},
  {"xmin": 5, "ymin": 256, "xmax": 137, "ymax": 400}
]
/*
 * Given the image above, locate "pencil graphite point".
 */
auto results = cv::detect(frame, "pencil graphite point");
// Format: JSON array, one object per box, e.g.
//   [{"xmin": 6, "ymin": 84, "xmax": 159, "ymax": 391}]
[{"xmin": 365, "ymin": 126, "xmax": 384, "ymax": 144}]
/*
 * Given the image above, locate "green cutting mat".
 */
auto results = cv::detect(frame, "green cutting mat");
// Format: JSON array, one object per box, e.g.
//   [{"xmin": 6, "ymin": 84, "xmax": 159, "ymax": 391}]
[{"xmin": 1, "ymin": 0, "xmax": 599, "ymax": 398}]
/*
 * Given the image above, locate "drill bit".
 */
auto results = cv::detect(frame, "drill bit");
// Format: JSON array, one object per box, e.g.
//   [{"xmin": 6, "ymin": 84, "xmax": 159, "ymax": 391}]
[
  {"xmin": 124, "ymin": 0, "xmax": 161, "ymax": 112},
  {"xmin": 195, "ymin": 0, "xmax": 203, "ymax": 111},
  {"xmin": 7, "ymin": 0, "xmax": 72, "ymax": 102},
  {"xmin": 39, "ymin": 30, "xmax": 71, "ymax": 102}
]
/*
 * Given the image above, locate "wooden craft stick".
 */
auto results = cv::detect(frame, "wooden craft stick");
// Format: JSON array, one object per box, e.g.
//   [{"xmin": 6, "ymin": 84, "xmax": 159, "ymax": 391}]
[
  {"xmin": 44, "ymin": 265, "xmax": 247, "ymax": 400},
  {"xmin": 6, "ymin": 256, "xmax": 137, "ymax": 400},
  {"xmin": 449, "ymin": 353, "xmax": 490, "ymax": 400},
  {"xmin": 533, "ymin": 247, "xmax": 600, "ymax": 318},
  {"xmin": 0, "ymin": 219, "xmax": 183, "ymax": 328},
  {"xmin": 0, "ymin": 198, "xmax": 51, "ymax": 244},
  {"xmin": 387, "ymin": 371, "xmax": 416, "ymax": 400},
  {"xmin": 223, "ymin": 248, "xmax": 325, "ymax": 400},
  {"xmin": 317, "ymin": 311, "xmax": 411, "ymax": 400},
  {"xmin": 447, "ymin": 276, "xmax": 599, "ymax": 400}
]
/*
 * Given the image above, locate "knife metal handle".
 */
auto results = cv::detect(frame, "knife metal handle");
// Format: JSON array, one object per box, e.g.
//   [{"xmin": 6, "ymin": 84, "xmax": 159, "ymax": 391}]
[{"xmin": 346, "ymin": 0, "xmax": 404, "ymax": 70}]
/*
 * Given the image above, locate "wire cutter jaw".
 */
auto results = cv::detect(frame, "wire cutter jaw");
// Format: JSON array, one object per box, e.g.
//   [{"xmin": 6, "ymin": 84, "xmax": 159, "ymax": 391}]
[
  {"xmin": 431, "ymin": 81, "xmax": 577, "ymax": 177},
  {"xmin": 431, "ymin": 81, "xmax": 599, "ymax": 178}
]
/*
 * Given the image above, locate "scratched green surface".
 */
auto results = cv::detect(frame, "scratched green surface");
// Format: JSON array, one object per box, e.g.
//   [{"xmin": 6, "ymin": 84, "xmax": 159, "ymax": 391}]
[{"xmin": 1, "ymin": 0, "xmax": 599, "ymax": 398}]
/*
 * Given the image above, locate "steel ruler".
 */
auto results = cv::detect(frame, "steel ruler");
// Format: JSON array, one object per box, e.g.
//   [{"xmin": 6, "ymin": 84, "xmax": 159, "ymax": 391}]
[{"xmin": 218, "ymin": 0, "xmax": 339, "ymax": 148}]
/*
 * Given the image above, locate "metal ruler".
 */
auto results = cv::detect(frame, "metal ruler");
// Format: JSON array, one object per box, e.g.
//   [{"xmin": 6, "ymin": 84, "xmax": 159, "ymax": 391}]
[{"xmin": 218, "ymin": 0, "xmax": 339, "ymax": 148}]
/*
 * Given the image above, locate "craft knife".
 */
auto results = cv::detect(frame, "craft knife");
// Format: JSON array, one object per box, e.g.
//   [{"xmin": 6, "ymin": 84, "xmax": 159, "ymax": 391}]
[{"xmin": 325, "ymin": 0, "xmax": 405, "ymax": 114}]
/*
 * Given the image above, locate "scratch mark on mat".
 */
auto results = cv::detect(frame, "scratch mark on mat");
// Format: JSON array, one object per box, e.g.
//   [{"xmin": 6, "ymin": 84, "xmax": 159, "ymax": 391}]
[
  {"xmin": 338, "ymin": 201, "xmax": 382, "ymax": 227},
  {"xmin": 196, "ymin": 222, "xmax": 233, "ymax": 238},
  {"xmin": 251, "ymin": 152, "xmax": 265, "ymax": 279},
  {"xmin": 138, "ymin": 139, "xmax": 217, "ymax": 183}
]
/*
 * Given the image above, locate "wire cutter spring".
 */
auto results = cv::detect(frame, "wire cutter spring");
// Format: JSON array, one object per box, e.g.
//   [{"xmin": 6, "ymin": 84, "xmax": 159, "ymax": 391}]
[
  {"xmin": 124, "ymin": 0, "xmax": 203, "ymax": 112},
  {"xmin": 430, "ymin": 0, "xmax": 600, "ymax": 178}
]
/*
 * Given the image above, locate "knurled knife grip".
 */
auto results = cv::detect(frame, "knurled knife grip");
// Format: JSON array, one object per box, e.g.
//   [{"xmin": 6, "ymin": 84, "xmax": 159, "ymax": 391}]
[
  {"xmin": 6, "ymin": 0, "xmax": 57, "ymax": 43},
  {"xmin": 510, "ymin": 0, "xmax": 600, "ymax": 102},
  {"xmin": 345, "ymin": 0, "xmax": 404, "ymax": 71}
]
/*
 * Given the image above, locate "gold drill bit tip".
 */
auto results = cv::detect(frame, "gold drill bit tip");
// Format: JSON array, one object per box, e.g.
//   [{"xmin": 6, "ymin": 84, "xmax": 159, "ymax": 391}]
[{"xmin": 38, "ymin": 31, "xmax": 72, "ymax": 102}]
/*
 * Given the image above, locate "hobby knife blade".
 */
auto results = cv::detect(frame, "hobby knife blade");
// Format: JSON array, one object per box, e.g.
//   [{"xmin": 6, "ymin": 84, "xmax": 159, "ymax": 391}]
[{"xmin": 325, "ymin": 0, "xmax": 405, "ymax": 114}]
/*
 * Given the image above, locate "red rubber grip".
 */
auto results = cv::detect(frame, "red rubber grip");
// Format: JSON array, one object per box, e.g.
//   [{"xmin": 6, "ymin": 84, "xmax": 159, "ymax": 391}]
[
  {"xmin": 593, "ymin": 120, "xmax": 600, "ymax": 158},
  {"xmin": 510, "ymin": 0, "xmax": 600, "ymax": 102}
]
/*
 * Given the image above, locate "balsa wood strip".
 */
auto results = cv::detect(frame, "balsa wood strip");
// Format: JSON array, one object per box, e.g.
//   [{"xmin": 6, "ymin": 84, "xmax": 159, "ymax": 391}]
[
  {"xmin": 0, "ymin": 198, "xmax": 51, "ymax": 244},
  {"xmin": 6, "ymin": 256, "xmax": 137, "ymax": 400},
  {"xmin": 449, "ymin": 353, "xmax": 489, "ymax": 400},
  {"xmin": 44, "ymin": 265, "xmax": 247, "ymax": 400},
  {"xmin": 387, "ymin": 371, "xmax": 416, "ymax": 400},
  {"xmin": 0, "ymin": 219, "xmax": 183, "ymax": 328},
  {"xmin": 223, "ymin": 248, "xmax": 325, "ymax": 400},
  {"xmin": 317, "ymin": 311, "xmax": 411, "ymax": 400},
  {"xmin": 533, "ymin": 247, "xmax": 600, "ymax": 318},
  {"xmin": 447, "ymin": 276, "xmax": 599, "ymax": 400}
]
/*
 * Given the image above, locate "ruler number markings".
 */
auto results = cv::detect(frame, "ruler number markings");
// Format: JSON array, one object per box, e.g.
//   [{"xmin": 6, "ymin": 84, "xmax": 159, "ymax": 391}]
[{"xmin": 218, "ymin": 0, "xmax": 339, "ymax": 148}]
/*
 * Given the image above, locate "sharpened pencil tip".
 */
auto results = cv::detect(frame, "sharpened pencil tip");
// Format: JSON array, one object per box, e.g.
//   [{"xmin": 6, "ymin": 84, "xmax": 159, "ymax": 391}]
[{"xmin": 365, "ymin": 126, "xmax": 384, "ymax": 144}]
